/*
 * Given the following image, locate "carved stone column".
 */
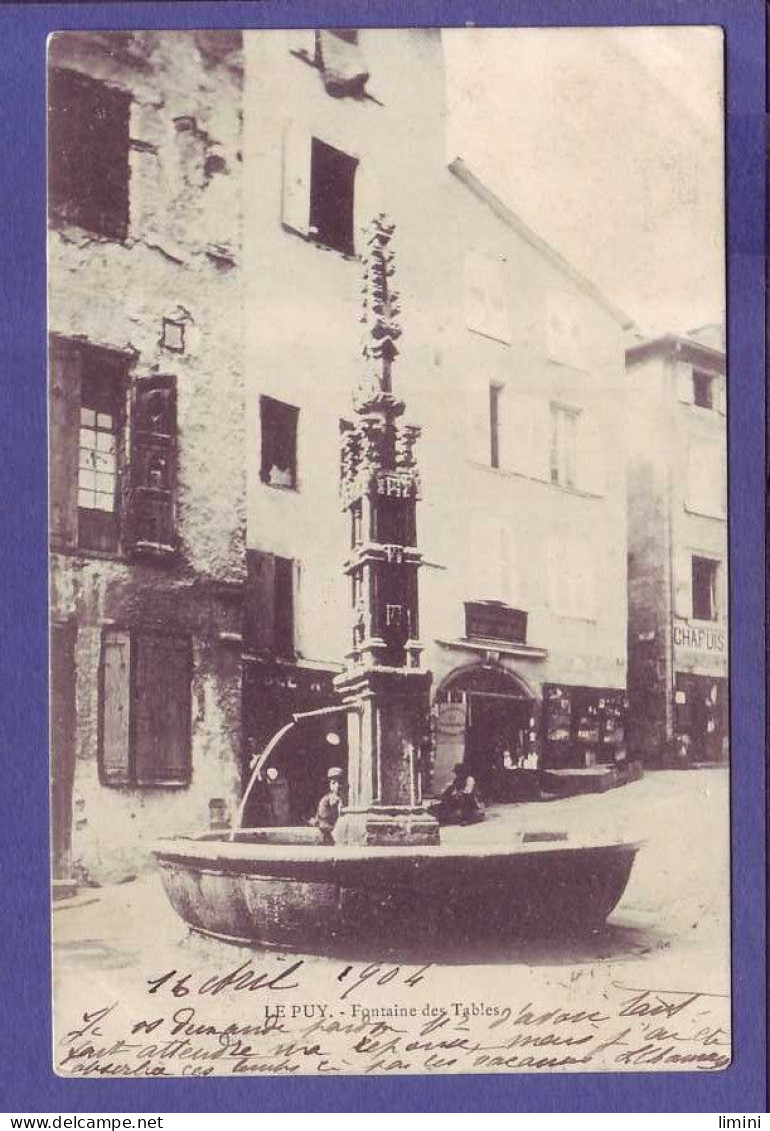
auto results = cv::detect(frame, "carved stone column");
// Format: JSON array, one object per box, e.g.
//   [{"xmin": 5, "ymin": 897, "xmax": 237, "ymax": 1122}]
[{"xmin": 334, "ymin": 215, "xmax": 438, "ymax": 846}]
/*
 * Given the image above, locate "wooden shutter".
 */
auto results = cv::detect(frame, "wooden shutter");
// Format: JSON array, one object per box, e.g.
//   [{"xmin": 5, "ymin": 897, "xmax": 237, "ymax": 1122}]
[
  {"xmin": 281, "ymin": 124, "xmax": 312, "ymax": 236},
  {"xmin": 49, "ymin": 337, "xmax": 82, "ymax": 549},
  {"xmin": 244, "ymin": 550, "xmax": 277, "ymax": 653},
  {"xmin": 577, "ymin": 408, "xmax": 605, "ymax": 495},
  {"xmin": 99, "ymin": 629, "xmax": 131, "ymax": 785},
  {"xmin": 673, "ymin": 550, "xmax": 693, "ymax": 619},
  {"xmin": 134, "ymin": 634, "xmax": 191, "ymax": 785},
  {"xmin": 129, "ymin": 375, "xmax": 177, "ymax": 552},
  {"xmin": 274, "ymin": 556, "xmax": 296, "ymax": 658}
]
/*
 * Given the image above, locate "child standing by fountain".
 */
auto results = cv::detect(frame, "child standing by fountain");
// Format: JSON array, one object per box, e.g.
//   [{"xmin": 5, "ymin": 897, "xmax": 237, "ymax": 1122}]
[{"xmin": 311, "ymin": 767, "xmax": 344, "ymax": 843}]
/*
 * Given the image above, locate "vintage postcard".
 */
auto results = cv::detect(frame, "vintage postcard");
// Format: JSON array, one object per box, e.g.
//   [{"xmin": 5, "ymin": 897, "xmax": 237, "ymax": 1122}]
[{"xmin": 48, "ymin": 26, "xmax": 730, "ymax": 1078}]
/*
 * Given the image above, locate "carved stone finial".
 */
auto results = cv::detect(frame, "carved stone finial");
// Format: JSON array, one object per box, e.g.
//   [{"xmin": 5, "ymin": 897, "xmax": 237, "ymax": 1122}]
[{"xmin": 358, "ymin": 214, "xmax": 402, "ymax": 406}]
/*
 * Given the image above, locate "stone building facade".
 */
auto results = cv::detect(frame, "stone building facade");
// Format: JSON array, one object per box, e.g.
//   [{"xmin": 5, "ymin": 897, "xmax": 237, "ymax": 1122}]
[
  {"xmin": 48, "ymin": 31, "xmax": 246, "ymax": 885},
  {"xmin": 626, "ymin": 327, "xmax": 728, "ymax": 765},
  {"xmin": 49, "ymin": 28, "xmax": 638, "ymax": 885},
  {"xmin": 241, "ymin": 28, "xmax": 633, "ymax": 809}
]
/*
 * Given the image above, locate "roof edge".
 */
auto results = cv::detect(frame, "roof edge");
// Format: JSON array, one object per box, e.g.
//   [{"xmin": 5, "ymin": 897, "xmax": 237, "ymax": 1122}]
[
  {"xmin": 448, "ymin": 157, "xmax": 635, "ymax": 330},
  {"xmin": 626, "ymin": 333, "xmax": 726, "ymax": 372}
]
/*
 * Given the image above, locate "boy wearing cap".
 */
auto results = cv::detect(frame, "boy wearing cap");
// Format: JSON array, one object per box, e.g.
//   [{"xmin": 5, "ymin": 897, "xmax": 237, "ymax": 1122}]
[{"xmin": 311, "ymin": 767, "xmax": 344, "ymax": 843}]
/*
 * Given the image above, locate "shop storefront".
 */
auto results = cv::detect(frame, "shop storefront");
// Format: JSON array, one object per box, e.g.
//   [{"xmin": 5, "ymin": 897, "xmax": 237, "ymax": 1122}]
[
  {"xmin": 673, "ymin": 673, "xmax": 728, "ymax": 764},
  {"xmin": 432, "ymin": 664, "xmax": 538, "ymax": 800},
  {"xmin": 671, "ymin": 619, "xmax": 728, "ymax": 765},
  {"xmin": 541, "ymin": 684, "xmax": 628, "ymax": 769}
]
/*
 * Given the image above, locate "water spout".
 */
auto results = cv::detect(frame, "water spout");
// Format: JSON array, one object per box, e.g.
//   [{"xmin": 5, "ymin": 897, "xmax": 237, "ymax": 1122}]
[{"xmin": 230, "ymin": 703, "xmax": 358, "ymax": 840}]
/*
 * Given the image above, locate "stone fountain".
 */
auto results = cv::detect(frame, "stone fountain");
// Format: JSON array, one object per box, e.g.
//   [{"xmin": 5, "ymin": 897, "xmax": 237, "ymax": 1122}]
[{"xmin": 153, "ymin": 217, "xmax": 642, "ymax": 952}]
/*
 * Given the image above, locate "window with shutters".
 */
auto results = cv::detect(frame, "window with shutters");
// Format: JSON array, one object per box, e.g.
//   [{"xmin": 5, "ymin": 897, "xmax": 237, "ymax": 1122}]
[
  {"xmin": 99, "ymin": 629, "xmax": 192, "ymax": 787},
  {"xmin": 48, "ymin": 67, "xmax": 130, "ymax": 240},
  {"xmin": 244, "ymin": 550, "xmax": 296, "ymax": 659},
  {"xmin": 309, "ymin": 138, "xmax": 358, "ymax": 255},
  {"xmin": 260, "ymin": 396, "xmax": 299, "ymax": 489},
  {"xmin": 50, "ymin": 338, "xmax": 179, "ymax": 557}
]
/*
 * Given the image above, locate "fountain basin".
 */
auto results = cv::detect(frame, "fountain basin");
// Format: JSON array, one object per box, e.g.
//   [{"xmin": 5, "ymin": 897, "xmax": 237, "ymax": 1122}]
[{"xmin": 154, "ymin": 827, "xmax": 643, "ymax": 950}]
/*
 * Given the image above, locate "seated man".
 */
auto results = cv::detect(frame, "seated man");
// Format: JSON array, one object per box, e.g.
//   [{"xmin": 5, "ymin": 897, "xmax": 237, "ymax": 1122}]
[{"xmin": 429, "ymin": 764, "xmax": 485, "ymax": 826}]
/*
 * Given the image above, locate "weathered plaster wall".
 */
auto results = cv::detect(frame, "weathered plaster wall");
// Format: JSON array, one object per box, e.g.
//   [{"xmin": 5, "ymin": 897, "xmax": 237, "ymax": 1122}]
[{"xmin": 48, "ymin": 32, "xmax": 246, "ymax": 882}]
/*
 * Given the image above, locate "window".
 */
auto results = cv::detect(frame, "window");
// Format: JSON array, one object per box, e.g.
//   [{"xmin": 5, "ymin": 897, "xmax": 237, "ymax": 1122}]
[
  {"xmin": 550, "ymin": 404, "xmax": 580, "ymax": 489},
  {"xmin": 464, "ymin": 251, "xmax": 510, "ymax": 343},
  {"xmin": 260, "ymin": 396, "xmax": 299, "ymax": 488},
  {"xmin": 489, "ymin": 384, "xmax": 503, "ymax": 469},
  {"xmin": 99, "ymin": 629, "xmax": 192, "ymax": 787},
  {"xmin": 78, "ymin": 373, "xmax": 118, "ymax": 549},
  {"xmin": 309, "ymin": 138, "xmax": 358, "ymax": 255},
  {"xmin": 74, "ymin": 345, "xmax": 126, "ymax": 553},
  {"xmin": 691, "ymin": 556, "xmax": 720, "ymax": 621},
  {"xmin": 244, "ymin": 551, "xmax": 296, "ymax": 659},
  {"xmin": 48, "ymin": 67, "xmax": 130, "ymax": 240},
  {"xmin": 692, "ymin": 369, "xmax": 714, "ymax": 409},
  {"xmin": 49, "ymin": 336, "xmax": 178, "ymax": 557}
]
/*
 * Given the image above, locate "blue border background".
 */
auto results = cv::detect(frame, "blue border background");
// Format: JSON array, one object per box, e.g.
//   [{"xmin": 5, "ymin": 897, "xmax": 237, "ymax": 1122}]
[{"xmin": 0, "ymin": 0, "xmax": 764, "ymax": 1113}]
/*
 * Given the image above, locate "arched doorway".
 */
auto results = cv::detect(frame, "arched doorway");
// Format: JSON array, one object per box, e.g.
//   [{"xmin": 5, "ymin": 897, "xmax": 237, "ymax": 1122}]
[{"xmin": 433, "ymin": 663, "xmax": 536, "ymax": 800}]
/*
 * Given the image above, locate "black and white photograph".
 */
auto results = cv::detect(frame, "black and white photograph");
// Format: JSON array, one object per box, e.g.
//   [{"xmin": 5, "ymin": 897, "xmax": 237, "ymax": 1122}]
[{"xmin": 48, "ymin": 26, "xmax": 730, "ymax": 1077}]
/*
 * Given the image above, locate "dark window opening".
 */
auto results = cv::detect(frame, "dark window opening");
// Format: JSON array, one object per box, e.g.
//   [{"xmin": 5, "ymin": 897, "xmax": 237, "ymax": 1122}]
[
  {"xmin": 692, "ymin": 369, "xmax": 714, "ymax": 410},
  {"xmin": 260, "ymin": 396, "xmax": 298, "ymax": 489},
  {"xmin": 78, "ymin": 350, "xmax": 125, "ymax": 553},
  {"xmin": 309, "ymin": 138, "xmax": 358, "ymax": 256},
  {"xmin": 691, "ymin": 556, "xmax": 719, "ymax": 621},
  {"xmin": 489, "ymin": 384, "xmax": 502, "ymax": 469},
  {"xmin": 48, "ymin": 67, "xmax": 130, "ymax": 240}
]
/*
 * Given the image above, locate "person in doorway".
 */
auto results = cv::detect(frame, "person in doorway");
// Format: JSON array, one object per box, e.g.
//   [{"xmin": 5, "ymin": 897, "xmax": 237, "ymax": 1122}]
[
  {"xmin": 310, "ymin": 766, "xmax": 344, "ymax": 843},
  {"xmin": 265, "ymin": 766, "xmax": 291, "ymax": 826},
  {"xmin": 429, "ymin": 764, "xmax": 485, "ymax": 826}
]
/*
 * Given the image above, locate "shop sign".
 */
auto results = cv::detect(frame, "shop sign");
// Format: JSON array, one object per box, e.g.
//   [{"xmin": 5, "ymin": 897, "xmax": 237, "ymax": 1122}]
[
  {"xmin": 672, "ymin": 622, "xmax": 726, "ymax": 653},
  {"xmin": 465, "ymin": 601, "xmax": 527, "ymax": 645},
  {"xmin": 672, "ymin": 620, "xmax": 727, "ymax": 674}
]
